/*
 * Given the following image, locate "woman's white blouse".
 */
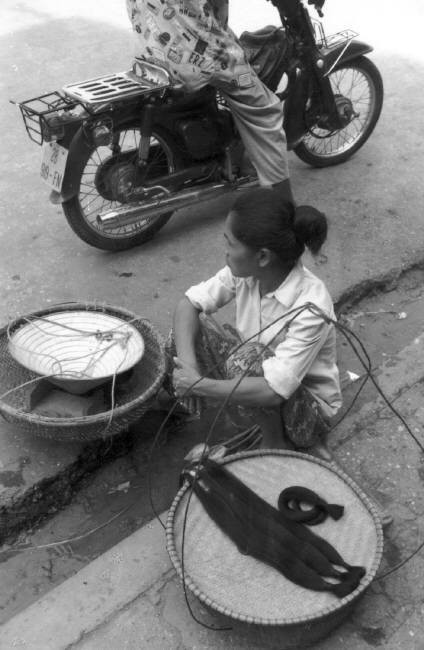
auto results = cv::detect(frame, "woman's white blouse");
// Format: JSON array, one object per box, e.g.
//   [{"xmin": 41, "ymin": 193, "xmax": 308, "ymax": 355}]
[{"xmin": 185, "ymin": 262, "xmax": 342, "ymax": 418}]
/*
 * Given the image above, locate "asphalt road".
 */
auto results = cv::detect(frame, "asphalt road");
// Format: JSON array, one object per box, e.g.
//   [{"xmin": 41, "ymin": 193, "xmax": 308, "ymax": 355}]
[{"xmin": 0, "ymin": 0, "xmax": 424, "ymax": 338}]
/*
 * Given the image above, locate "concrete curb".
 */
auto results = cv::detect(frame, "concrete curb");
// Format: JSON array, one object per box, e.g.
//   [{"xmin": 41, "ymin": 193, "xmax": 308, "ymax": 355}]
[
  {"xmin": 0, "ymin": 423, "xmax": 135, "ymax": 546},
  {"xmin": 0, "ymin": 408, "xmax": 173, "ymax": 547},
  {"xmin": 333, "ymin": 255, "xmax": 424, "ymax": 312},
  {"xmin": 0, "ymin": 513, "xmax": 171, "ymax": 650}
]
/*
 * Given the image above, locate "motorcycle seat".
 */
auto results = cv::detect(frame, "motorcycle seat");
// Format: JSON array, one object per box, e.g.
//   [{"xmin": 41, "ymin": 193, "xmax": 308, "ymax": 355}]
[
  {"xmin": 239, "ymin": 25, "xmax": 282, "ymax": 47},
  {"xmin": 239, "ymin": 26, "xmax": 290, "ymax": 92}
]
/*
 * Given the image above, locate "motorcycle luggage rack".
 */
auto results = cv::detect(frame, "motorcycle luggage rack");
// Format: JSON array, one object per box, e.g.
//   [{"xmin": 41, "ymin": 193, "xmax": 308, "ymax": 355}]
[
  {"xmin": 316, "ymin": 28, "xmax": 358, "ymax": 50},
  {"xmin": 63, "ymin": 67, "xmax": 172, "ymax": 105},
  {"xmin": 14, "ymin": 62, "xmax": 172, "ymax": 145},
  {"xmin": 14, "ymin": 91, "xmax": 81, "ymax": 145}
]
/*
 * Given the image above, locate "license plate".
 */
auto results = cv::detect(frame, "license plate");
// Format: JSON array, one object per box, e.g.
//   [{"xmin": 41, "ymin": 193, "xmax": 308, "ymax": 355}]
[{"xmin": 40, "ymin": 141, "xmax": 68, "ymax": 192}]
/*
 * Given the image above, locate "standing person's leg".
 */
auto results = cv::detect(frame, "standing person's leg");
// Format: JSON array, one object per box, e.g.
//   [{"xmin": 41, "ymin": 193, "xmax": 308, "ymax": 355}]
[{"xmin": 214, "ymin": 72, "xmax": 294, "ymax": 202}]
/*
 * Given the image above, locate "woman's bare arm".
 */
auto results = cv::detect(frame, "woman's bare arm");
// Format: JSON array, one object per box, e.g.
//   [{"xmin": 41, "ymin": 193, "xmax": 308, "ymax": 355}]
[
  {"xmin": 173, "ymin": 297, "xmax": 202, "ymax": 372},
  {"xmin": 173, "ymin": 357, "xmax": 283, "ymax": 408}
]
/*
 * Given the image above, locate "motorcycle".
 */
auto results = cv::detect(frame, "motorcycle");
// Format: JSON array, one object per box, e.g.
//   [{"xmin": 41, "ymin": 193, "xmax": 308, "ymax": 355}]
[{"xmin": 15, "ymin": 0, "xmax": 383, "ymax": 251}]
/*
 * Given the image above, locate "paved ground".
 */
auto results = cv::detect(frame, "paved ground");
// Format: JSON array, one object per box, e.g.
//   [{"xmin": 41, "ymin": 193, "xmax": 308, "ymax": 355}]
[{"xmin": 2, "ymin": 324, "xmax": 424, "ymax": 650}]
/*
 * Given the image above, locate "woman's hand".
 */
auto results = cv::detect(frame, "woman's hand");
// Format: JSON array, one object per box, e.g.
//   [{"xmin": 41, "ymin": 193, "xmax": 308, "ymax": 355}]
[{"xmin": 172, "ymin": 357, "xmax": 203, "ymax": 416}]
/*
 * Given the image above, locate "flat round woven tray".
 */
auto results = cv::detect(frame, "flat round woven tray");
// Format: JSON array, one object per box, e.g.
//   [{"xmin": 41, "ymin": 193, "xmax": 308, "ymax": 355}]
[
  {"xmin": 166, "ymin": 450, "xmax": 384, "ymax": 640},
  {"xmin": 0, "ymin": 303, "xmax": 166, "ymax": 441}
]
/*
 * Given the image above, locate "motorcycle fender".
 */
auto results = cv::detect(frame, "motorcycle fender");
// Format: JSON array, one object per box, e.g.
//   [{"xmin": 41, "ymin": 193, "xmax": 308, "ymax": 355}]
[
  {"xmin": 54, "ymin": 126, "xmax": 92, "ymax": 203},
  {"xmin": 321, "ymin": 39, "xmax": 373, "ymax": 74}
]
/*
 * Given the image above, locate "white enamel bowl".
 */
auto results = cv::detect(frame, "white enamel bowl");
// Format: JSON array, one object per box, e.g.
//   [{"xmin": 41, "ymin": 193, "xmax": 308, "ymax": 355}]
[{"xmin": 8, "ymin": 310, "xmax": 145, "ymax": 394}]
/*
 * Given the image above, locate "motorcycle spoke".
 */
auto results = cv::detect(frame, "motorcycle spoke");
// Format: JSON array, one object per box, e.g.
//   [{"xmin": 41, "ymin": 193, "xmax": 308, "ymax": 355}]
[{"xmin": 81, "ymin": 196, "xmax": 107, "ymax": 214}]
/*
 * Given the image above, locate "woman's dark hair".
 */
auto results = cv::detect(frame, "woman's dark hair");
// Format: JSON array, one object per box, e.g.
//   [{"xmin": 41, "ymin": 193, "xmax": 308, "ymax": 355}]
[{"xmin": 230, "ymin": 187, "xmax": 327, "ymax": 267}]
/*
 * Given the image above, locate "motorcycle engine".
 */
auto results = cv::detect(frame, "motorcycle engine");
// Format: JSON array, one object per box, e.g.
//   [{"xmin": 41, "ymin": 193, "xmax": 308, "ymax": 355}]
[{"xmin": 177, "ymin": 112, "xmax": 233, "ymax": 160}]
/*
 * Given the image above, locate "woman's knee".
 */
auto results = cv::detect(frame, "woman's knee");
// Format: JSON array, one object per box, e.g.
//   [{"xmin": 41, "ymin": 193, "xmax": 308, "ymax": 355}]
[{"xmin": 225, "ymin": 341, "xmax": 273, "ymax": 379}]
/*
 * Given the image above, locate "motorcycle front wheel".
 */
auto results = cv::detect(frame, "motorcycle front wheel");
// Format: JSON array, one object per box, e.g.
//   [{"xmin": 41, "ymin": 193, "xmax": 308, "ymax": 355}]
[
  {"xmin": 293, "ymin": 56, "xmax": 383, "ymax": 167},
  {"xmin": 63, "ymin": 125, "xmax": 183, "ymax": 251}
]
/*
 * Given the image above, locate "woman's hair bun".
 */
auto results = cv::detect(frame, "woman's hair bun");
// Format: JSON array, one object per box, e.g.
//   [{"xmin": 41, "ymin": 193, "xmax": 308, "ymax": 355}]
[{"xmin": 293, "ymin": 205, "xmax": 327, "ymax": 255}]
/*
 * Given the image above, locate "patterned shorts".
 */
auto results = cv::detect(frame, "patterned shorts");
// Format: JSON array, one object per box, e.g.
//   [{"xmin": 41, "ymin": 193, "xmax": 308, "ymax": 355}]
[
  {"xmin": 166, "ymin": 314, "xmax": 330, "ymax": 449},
  {"xmin": 126, "ymin": 0, "xmax": 252, "ymax": 92}
]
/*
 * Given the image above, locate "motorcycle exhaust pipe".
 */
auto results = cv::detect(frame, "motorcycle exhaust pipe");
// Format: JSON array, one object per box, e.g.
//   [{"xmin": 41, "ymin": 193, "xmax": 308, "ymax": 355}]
[{"xmin": 97, "ymin": 177, "xmax": 258, "ymax": 231}]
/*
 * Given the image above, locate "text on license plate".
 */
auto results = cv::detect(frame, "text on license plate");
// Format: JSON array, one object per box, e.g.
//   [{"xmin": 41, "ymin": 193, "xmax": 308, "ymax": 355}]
[{"xmin": 40, "ymin": 141, "xmax": 68, "ymax": 192}]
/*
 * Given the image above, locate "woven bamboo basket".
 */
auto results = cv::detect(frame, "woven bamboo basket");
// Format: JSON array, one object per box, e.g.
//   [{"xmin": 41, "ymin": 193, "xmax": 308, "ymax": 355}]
[
  {"xmin": 0, "ymin": 303, "xmax": 166, "ymax": 441},
  {"xmin": 166, "ymin": 450, "xmax": 384, "ymax": 647}
]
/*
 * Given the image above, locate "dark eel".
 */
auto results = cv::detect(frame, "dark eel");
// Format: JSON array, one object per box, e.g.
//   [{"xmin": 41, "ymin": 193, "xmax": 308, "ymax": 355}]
[
  {"xmin": 278, "ymin": 486, "xmax": 345, "ymax": 525},
  {"xmin": 184, "ymin": 459, "xmax": 365, "ymax": 598}
]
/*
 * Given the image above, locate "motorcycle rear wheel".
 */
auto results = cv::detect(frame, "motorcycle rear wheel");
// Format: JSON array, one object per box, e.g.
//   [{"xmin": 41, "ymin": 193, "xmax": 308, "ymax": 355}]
[
  {"xmin": 63, "ymin": 125, "xmax": 183, "ymax": 251},
  {"xmin": 293, "ymin": 56, "xmax": 383, "ymax": 167}
]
